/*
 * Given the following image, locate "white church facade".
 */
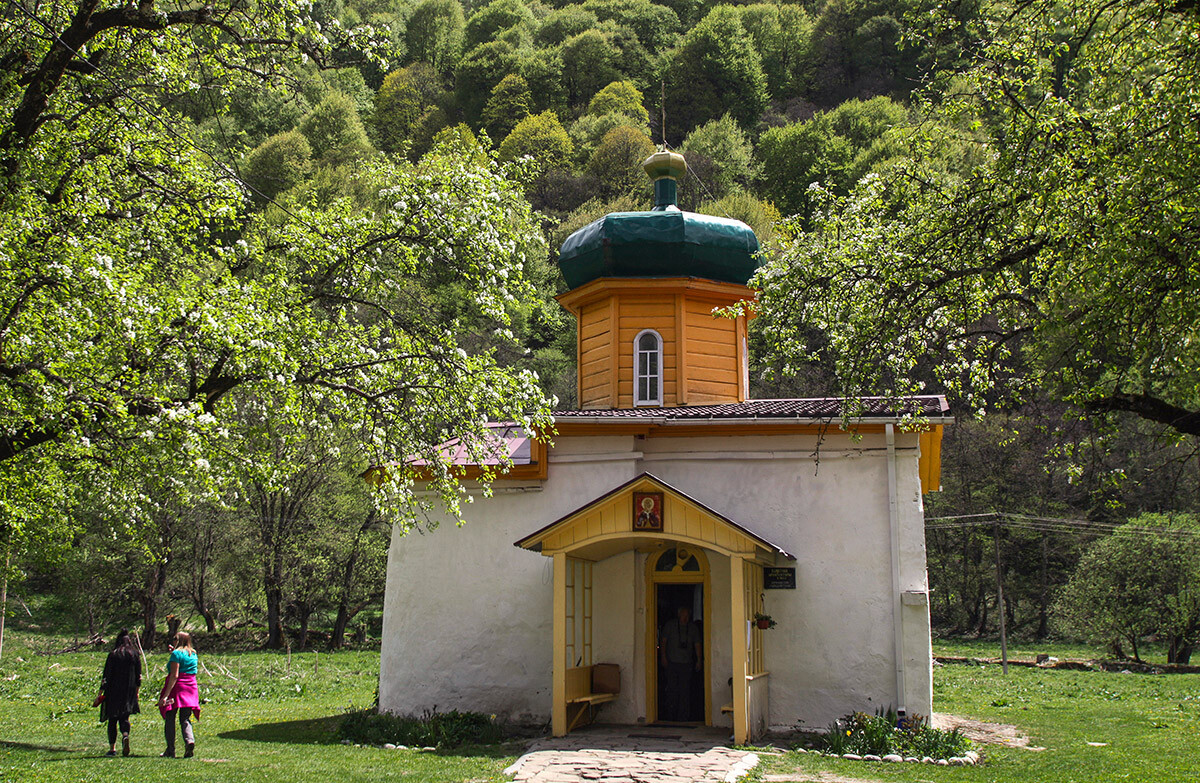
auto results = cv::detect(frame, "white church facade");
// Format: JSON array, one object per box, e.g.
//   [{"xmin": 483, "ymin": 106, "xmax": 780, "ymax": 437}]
[{"xmin": 379, "ymin": 151, "xmax": 948, "ymax": 742}]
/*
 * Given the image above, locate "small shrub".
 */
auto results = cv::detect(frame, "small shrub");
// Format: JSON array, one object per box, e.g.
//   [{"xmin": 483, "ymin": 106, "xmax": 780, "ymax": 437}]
[
  {"xmin": 817, "ymin": 708, "xmax": 973, "ymax": 759},
  {"xmin": 338, "ymin": 708, "xmax": 505, "ymax": 748}
]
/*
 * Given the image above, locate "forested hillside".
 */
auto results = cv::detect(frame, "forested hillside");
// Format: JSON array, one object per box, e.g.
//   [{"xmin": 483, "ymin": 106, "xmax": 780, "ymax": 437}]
[{"xmin": 2, "ymin": 0, "xmax": 1197, "ymax": 658}]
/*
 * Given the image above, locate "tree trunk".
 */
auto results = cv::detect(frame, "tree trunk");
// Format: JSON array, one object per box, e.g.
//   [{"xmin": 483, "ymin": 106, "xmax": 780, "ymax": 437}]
[
  {"xmin": 0, "ymin": 529, "xmax": 10, "ymax": 663},
  {"xmin": 139, "ymin": 556, "xmax": 169, "ymax": 649},
  {"xmin": 190, "ymin": 523, "xmax": 218, "ymax": 634},
  {"xmin": 1168, "ymin": 635, "xmax": 1194, "ymax": 665},
  {"xmin": 331, "ymin": 604, "xmax": 350, "ymax": 651},
  {"xmin": 265, "ymin": 570, "xmax": 284, "ymax": 649},
  {"xmin": 166, "ymin": 614, "xmax": 181, "ymax": 641},
  {"xmin": 1036, "ymin": 534, "xmax": 1050, "ymax": 640},
  {"xmin": 141, "ymin": 595, "xmax": 158, "ymax": 650},
  {"xmin": 329, "ymin": 509, "xmax": 375, "ymax": 650},
  {"xmin": 297, "ymin": 604, "xmax": 311, "ymax": 650}
]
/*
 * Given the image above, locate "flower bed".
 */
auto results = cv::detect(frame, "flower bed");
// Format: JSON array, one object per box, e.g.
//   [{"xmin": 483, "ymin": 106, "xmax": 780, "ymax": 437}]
[{"xmin": 814, "ymin": 710, "xmax": 976, "ymax": 764}]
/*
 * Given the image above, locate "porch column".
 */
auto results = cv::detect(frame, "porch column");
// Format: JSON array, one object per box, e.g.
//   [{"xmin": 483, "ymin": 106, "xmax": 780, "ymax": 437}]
[
  {"xmin": 552, "ymin": 552, "xmax": 567, "ymax": 736},
  {"xmin": 729, "ymin": 554, "xmax": 749, "ymax": 744}
]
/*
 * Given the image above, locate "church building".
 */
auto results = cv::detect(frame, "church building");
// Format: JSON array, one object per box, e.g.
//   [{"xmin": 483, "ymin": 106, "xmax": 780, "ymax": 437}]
[{"xmin": 378, "ymin": 151, "xmax": 949, "ymax": 742}]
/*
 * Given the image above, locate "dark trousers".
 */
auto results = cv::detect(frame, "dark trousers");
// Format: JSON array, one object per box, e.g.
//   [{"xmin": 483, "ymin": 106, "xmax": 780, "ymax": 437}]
[
  {"xmin": 163, "ymin": 708, "xmax": 194, "ymax": 754},
  {"xmin": 107, "ymin": 716, "xmax": 131, "ymax": 746},
  {"xmin": 665, "ymin": 662, "xmax": 693, "ymax": 721}
]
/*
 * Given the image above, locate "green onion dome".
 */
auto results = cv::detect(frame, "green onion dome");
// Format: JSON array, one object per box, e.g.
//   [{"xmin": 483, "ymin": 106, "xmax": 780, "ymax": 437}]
[{"xmin": 558, "ymin": 150, "xmax": 761, "ymax": 290}]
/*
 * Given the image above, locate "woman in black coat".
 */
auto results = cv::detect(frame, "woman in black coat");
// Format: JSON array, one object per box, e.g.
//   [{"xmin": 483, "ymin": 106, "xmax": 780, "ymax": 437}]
[{"xmin": 96, "ymin": 630, "xmax": 142, "ymax": 756}]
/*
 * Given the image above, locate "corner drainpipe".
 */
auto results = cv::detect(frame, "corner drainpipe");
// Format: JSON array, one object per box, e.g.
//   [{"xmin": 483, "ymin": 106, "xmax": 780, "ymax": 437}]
[{"xmin": 886, "ymin": 423, "xmax": 907, "ymax": 716}]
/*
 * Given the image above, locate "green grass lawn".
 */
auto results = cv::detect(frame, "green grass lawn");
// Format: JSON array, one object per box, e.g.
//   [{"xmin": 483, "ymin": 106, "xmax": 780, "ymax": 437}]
[
  {"xmin": 0, "ymin": 632, "xmax": 521, "ymax": 782},
  {"xmin": 3, "ymin": 632, "xmax": 1198, "ymax": 783},
  {"xmin": 762, "ymin": 659, "xmax": 1200, "ymax": 783}
]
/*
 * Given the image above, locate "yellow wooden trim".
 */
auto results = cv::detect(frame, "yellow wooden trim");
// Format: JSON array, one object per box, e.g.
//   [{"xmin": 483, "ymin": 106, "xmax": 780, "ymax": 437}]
[
  {"xmin": 736, "ymin": 314, "xmax": 748, "ymax": 402},
  {"xmin": 676, "ymin": 293, "xmax": 687, "ymax": 406},
  {"xmin": 644, "ymin": 547, "xmax": 712, "ymax": 726},
  {"xmin": 746, "ymin": 563, "xmax": 765, "ymax": 676},
  {"xmin": 557, "ymin": 277, "xmax": 757, "ymax": 314},
  {"xmin": 552, "ymin": 552, "xmax": 567, "ymax": 737},
  {"xmin": 543, "ymin": 530, "xmax": 758, "ymax": 560},
  {"xmin": 729, "ymin": 555, "xmax": 748, "ymax": 744},
  {"xmin": 608, "ymin": 297, "xmax": 619, "ymax": 408},
  {"xmin": 405, "ymin": 440, "xmax": 548, "ymax": 483},
  {"xmin": 575, "ymin": 302, "xmax": 582, "ymax": 410},
  {"xmin": 918, "ymin": 424, "xmax": 944, "ymax": 494},
  {"xmin": 531, "ymin": 476, "xmax": 771, "ymax": 560}
]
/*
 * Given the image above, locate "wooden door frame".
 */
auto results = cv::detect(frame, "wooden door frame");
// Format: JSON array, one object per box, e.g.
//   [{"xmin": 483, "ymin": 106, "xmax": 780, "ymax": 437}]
[{"xmin": 644, "ymin": 546, "xmax": 712, "ymax": 725}]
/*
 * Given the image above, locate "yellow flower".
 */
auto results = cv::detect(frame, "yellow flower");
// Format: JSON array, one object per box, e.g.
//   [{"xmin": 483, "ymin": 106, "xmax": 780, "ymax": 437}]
[{"xmin": 846, "ymin": 730, "xmax": 851, "ymax": 736}]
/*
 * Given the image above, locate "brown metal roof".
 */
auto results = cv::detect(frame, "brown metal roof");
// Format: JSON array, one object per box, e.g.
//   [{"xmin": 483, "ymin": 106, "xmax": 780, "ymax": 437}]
[{"xmin": 551, "ymin": 395, "xmax": 950, "ymax": 420}]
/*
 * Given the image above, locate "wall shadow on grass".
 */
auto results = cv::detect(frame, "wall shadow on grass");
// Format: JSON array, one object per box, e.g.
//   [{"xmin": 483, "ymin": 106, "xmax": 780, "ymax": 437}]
[
  {"xmin": 218, "ymin": 717, "xmax": 522, "ymax": 760},
  {"xmin": 219, "ymin": 715, "xmax": 344, "ymax": 745},
  {"xmin": 0, "ymin": 739, "xmax": 84, "ymax": 753}
]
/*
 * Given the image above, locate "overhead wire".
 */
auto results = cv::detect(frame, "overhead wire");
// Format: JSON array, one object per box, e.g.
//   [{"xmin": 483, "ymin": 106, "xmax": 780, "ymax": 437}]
[{"xmin": 926, "ymin": 512, "xmax": 1200, "ymax": 540}]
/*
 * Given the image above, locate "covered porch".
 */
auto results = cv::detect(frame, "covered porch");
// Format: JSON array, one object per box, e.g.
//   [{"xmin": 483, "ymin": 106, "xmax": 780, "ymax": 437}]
[{"xmin": 514, "ymin": 473, "xmax": 794, "ymax": 743}]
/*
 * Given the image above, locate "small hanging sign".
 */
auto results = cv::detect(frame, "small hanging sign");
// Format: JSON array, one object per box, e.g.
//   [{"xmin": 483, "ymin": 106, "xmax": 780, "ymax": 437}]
[{"xmin": 764, "ymin": 567, "xmax": 796, "ymax": 589}]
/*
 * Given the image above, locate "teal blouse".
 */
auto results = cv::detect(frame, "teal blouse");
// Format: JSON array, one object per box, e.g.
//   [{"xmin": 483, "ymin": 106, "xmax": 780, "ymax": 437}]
[{"xmin": 168, "ymin": 649, "xmax": 198, "ymax": 676}]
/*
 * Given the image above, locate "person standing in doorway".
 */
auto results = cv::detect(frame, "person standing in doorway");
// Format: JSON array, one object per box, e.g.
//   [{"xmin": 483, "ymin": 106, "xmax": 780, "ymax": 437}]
[
  {"xmin": 158, "ymin": 631, "xmax": 201, "ymax": 758},
  {"xmin": 96, "ymin": 630, "xmax": 142, "ymax": 756},
  {"xmin": 659, "ymin": 605, "xmax": 701, "ymax": 721}
]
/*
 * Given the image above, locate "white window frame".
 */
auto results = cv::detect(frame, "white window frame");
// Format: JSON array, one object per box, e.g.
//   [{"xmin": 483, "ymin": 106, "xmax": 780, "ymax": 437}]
[{"xmin": 633, "ymin": 329, "xmax": 663, "ymax": 407}]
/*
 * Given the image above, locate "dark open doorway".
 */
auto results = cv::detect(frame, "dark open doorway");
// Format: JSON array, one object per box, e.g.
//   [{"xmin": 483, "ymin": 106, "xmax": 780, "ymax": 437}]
[{"xmin": 655, "ymin": 582, "xmax": 704, "ymax": 723}]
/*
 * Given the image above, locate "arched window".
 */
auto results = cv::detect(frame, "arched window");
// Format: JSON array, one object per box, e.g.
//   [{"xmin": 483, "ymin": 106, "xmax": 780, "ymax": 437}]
[{"xmin": 634, "ymin": 329, "xmax": 662, "ymax": 406}]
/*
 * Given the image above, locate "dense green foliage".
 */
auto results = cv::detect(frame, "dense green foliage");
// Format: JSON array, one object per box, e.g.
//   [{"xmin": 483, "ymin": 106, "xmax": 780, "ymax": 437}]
[
  {"xmin": 1056, "ymin": 514, "xmax": 1200, "ymax": 664},
  {"xmin": 663, "ymin": 7, "xmax": 769, "ymax": 136},
  {"xmin": 2, "ymin": 0, "xmax": 1197, "ymax": 657},
  {"xmin": 751, "ymin": 0, "xmax": 1200, "ymax": 438}
]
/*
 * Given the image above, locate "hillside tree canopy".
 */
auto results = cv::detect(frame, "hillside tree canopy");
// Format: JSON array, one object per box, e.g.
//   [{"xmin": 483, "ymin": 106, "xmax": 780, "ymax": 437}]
[
  {"xmin": 0, "ymin": 1, "xmax": 553, "ymax": 544},
  {"xmin": 749, "ymin": 0, "xmax": 1200, "ymax": 437}
]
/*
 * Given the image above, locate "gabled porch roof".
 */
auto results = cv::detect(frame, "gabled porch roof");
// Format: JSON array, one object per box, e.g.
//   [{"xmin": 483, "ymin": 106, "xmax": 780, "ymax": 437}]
[{"xmin": 514, "ymin": 472, "xmax": 794, "ymax": 564}]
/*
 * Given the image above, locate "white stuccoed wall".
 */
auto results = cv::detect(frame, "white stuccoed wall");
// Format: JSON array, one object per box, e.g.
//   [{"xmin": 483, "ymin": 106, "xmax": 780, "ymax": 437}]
[{"xmin": 378, "ymin": 428, "xmax": 933, "ymax": 729}]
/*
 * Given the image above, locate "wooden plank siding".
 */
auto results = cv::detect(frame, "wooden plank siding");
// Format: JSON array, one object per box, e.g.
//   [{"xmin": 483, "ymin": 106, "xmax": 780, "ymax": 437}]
[
  {"xmin": 570, "ymin": 282, "xmax": 753, "ymax": 410},
  {"xmin": 684, "ymin": 297, "xmax": 742, "ymax": 403},
  {"xmin": 579, "ymin": 300, "xmax": 614, "ymax": 409},
  {"xmin": 539, "ymin": 480, "xmax": 760, "ymax": 558}
]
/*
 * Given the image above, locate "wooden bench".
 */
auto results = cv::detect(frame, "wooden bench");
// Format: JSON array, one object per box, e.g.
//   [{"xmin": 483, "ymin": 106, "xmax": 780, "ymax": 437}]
[{"xmin": 566, "ymin": 664, "xmax": 619, "ymax": 732}]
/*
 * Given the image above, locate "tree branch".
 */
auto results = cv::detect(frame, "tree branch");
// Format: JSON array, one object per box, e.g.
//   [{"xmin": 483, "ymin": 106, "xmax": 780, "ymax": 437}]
[{"xmin": 1086, "ymin": 393, "xmax": 1200, "ymax": 436}]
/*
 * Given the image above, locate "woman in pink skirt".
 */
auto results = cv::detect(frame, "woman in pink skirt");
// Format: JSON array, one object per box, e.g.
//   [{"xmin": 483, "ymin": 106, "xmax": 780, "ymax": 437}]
[{"xmin": 158, "ymin": 631, "xmax": 201, "ymax": 758}]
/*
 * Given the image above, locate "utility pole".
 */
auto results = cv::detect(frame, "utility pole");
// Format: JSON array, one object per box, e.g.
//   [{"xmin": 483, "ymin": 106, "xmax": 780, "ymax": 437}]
[{"xmin": 994, "ymin": 517, "xmax": 1009, "ymax": 674}]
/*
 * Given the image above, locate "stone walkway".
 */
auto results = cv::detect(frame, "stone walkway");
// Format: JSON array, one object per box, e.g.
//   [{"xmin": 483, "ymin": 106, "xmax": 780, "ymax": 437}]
[{"xmin": 504, "ymin": 726, "xmax": 760, "ymax": 783}]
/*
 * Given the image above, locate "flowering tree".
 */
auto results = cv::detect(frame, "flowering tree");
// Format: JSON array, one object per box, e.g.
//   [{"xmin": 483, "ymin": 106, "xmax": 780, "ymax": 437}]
[
  {"xmin": 750, "ymin": 0, "xmax": 1200, "ymax": 436},
  {"xmin": 0, "ymin": 1, "xmax": 553, "ymax": 591}
]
